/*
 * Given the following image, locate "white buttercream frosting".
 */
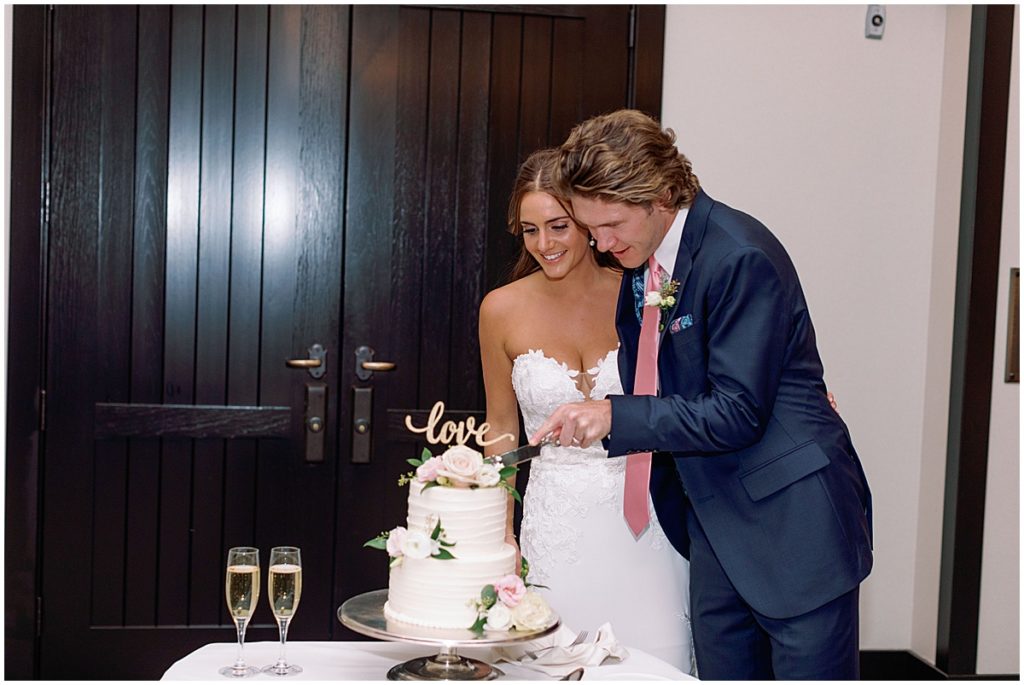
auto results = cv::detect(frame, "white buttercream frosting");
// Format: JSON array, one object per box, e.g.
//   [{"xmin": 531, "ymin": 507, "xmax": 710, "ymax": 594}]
[{"xmin": 386, "ymin": 480, "xmax": 516, "ymax": 629}]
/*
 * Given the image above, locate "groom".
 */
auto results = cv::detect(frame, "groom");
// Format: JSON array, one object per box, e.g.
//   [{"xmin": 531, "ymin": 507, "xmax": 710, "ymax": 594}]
[{"xmin": 530, "ymin": 110, "xmax": 873, "ymax": 680}]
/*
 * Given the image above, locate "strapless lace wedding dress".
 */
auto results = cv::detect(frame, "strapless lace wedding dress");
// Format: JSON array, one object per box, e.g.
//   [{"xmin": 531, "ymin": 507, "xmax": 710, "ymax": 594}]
[{"xmin": 512, "ymin": 348, "xmax": 695, "ymax": 674}]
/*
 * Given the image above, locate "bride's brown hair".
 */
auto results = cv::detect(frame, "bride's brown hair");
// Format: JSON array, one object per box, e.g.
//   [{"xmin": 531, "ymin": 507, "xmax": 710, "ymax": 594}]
[{"xmin": 505, "ymin": 148, "xmax": 620, "ymax": 283}]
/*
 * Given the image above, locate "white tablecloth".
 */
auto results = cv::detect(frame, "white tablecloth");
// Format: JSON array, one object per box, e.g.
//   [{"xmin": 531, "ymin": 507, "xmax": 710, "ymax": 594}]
[{"xmin": 161, "ymin": 640, "xmax": 695, "ymax": 681}]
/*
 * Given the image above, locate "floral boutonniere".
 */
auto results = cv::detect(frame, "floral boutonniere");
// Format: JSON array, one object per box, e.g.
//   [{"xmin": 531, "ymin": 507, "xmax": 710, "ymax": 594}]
[{"xmin": 644, "ymin": 276, "xmax": 680, "ymax": 331}]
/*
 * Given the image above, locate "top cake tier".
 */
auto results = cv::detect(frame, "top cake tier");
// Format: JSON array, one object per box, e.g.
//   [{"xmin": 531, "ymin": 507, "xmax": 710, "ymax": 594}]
[{"xmin": 406, "ymin": 480, "xmax": 508, "ymax": 556}]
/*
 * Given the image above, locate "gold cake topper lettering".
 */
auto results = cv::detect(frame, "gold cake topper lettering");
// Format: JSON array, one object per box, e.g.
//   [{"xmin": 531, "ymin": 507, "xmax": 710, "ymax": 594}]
[{"xmin": 404, "ymin": 401, "xmax": 515, "ymax": 448}]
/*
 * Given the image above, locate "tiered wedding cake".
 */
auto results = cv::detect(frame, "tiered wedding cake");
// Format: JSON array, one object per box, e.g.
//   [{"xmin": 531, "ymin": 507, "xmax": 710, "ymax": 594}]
[
  {"xmin": 386, "ymin": 479, "xmax": 516, "ymax": 628},
  {"xmin": 366, "ymin": 440, "xmax": 552, "ymax": 632}
]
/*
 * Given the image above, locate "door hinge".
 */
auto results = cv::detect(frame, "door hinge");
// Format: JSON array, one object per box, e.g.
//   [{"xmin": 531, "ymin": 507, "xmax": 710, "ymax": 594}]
[
  {"xmin": 39, "ymin": 389, "xmax": 46, "ymax": 432},
  {"xmin": 36, "ymin": 596, "xmax": 43, "ymax": 637}
]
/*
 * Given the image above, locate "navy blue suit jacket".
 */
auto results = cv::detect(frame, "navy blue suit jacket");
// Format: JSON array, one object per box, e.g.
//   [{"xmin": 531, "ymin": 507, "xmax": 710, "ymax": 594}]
[{"xmin": 607, "ymin": 190, "xmax": 873, "ymax": 619}]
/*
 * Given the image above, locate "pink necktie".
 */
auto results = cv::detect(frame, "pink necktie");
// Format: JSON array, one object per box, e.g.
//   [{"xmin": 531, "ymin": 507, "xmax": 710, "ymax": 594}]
[{"xmin": 624, "ymin": 256, "xmax": 663, "ymax": 538}]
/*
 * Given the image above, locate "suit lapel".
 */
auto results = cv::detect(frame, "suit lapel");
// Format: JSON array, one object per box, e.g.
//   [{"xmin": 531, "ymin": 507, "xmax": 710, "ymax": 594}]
[{"xmin": 658, "ymin": 190, "xmax": 712, "ymax": 345}]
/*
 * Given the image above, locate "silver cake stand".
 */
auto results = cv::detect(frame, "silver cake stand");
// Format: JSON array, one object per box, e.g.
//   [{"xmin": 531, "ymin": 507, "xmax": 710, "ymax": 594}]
[{"xmin": 338, "ymin": 589, "xmax": 560, "ymax": 681}]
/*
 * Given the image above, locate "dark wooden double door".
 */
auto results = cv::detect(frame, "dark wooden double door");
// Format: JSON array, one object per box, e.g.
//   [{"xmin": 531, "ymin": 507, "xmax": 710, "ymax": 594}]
[{"xmin": 12, "ymin": 4, "xmax": 664, "ymax": 679}]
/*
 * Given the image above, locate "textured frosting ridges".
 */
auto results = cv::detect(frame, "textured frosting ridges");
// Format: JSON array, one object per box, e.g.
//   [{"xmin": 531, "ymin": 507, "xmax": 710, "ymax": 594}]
[
  {"xmin": 386, "ymin": 481, "xmax": 515, "ymax": 629},
  {"xmin": 385, "ymin": 545, "xmax": 516, "ymax": 629},
  {"xmin": 407, "ymin": 481, "xmax": 507, "ymax": 555}
]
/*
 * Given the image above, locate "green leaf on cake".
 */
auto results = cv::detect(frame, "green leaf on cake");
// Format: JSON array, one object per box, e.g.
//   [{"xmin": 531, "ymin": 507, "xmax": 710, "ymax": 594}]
[
  {"xmin": 480, "ymin": 584, "xmax": 497, "ymax": 609},
  {"xmin": 498, "ymin": 466, "xmax": 518, "ymax": 480},
  {"xmin": 432, "ymin": 548, "xmax": 455, "ymax": 560},
  {"xmin": 421, "ymin": 481, "xmax": 441, "ymax": 493},
  {"xmin": 420, "ymin": 447, "xmax": 433, "ymax": 462},
  {"xmin": 504, "ymin": 484, "xmax": 522, "ymax": 504},
  {"xmin": 470, "ymin": 615, "xmax": 487, "ymax": 633},
  {"xmin": 430, "ymin": 519, "xmax": 443, "ymax": 540},
  {"xmin": 407, "ymin": 457, "xmax": 423, "ymax": 467},
  {"xmin": 363, "ymin": 536, "xmax": 388, "ymax": 550}
]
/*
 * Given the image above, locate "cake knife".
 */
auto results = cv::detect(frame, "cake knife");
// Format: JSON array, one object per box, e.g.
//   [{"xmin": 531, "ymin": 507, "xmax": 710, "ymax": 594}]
[{"xmin": 491, "ymin": 435, "xmax": 556, "ymax": 467}]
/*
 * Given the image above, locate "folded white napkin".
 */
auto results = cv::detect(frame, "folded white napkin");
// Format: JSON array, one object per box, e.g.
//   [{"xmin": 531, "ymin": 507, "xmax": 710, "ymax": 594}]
[{"xmin": 494, "ymin": 622, "xmax": 629, "ymax": 678}]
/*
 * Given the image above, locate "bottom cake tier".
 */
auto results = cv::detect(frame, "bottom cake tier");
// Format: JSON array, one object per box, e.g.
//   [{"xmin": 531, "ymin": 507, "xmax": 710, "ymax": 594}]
[{"xmin": 384, "ymin": 544, "xmax": 517, "ymax": 629}]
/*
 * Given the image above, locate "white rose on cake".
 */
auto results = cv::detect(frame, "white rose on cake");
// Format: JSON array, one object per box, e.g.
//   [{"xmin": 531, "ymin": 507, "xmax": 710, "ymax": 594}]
[
  {"xmin": 484, "ymin": 602, "xmax": 513, "ymax": 630},
  {"xmin": 437, "ymin": 445, "xmax": 484, "ymax": 486},
  {"xmin": 477, "ymin": 463, "xmax": 501, "ymax": 487},
  {"xmin": 510, "ymin": 592, "xmax": 553, "ymax": 631},
  {"xmin": 400, "ymin": 530, "xmax": 434, "ymax": 559}
]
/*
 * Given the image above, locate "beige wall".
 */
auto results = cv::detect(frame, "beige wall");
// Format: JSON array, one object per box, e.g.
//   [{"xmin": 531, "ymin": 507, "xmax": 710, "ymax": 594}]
[
  {"xmin": 661, "ymin": 4, "xmax": 1012, "ymax": 661},
  {"xmin": 976, "ymin": 10, "xmax": 1020, "ymax": 676}
]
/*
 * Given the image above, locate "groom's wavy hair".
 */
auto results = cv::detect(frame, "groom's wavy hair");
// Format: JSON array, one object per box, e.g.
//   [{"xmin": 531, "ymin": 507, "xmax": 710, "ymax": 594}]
[
  {"xmin": 505, "ymin": 148, "xmax": 621, "ymax": 283},
  {"xmin": 556, "ymin": 110, "xmax": 700, "ymax": 212}
]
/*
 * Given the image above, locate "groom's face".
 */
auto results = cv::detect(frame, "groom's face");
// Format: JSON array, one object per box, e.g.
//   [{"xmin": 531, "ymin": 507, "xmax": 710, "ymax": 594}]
[{"xmin": 572, "ymin": 196, "xmax": 669, "ymax": 270}]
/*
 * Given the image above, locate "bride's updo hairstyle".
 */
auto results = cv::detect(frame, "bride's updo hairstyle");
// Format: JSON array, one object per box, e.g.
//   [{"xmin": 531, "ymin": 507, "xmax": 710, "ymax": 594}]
[
  {"xmin": 505, "ymin": 148, "xmax": 620, "ymax": 283},
  {"xmin": 556, "ymin": 109, "xmax": 700, "ymax": 212}
]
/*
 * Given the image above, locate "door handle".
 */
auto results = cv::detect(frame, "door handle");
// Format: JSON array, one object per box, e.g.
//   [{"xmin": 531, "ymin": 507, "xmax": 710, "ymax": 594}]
[
  {"xmin": 352, "ymin": 386, "xmax": 372, "ymax": 463},
  {"xmin": 304, "ymin": 383, "xmax": 326, "ymax": 463},
  {"xmin": 355, "ymin": 345, "xmax": 396, "ymax": 381},
  {"xmin": 286, "ymin": 344, "xmax": 327, "ymax": 379}
]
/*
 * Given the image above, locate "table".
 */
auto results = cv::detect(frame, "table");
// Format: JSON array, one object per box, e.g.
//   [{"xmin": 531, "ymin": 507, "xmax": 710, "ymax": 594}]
[{"xmin": 161, "ymin": 641, "xmax": 695, "ymax": 681}]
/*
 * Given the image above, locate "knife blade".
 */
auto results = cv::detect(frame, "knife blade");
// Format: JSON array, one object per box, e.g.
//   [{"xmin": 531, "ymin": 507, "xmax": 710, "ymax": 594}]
[{"xmin": 491, "ymin": 437, "xmax": 554, "ymax": 468}]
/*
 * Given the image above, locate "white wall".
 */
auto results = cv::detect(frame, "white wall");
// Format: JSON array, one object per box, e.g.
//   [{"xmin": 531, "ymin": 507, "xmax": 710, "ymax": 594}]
[
  {"xmin": 912, "ymin": 3, "xmax": 971, "ymax": 663},
  {"xmin": 976, "ymin": 10, "xmax": 1020, "ymax": 676},
  {"xmin": 661, "ymin": 4, "xmax": 977, "ymax": 657}
]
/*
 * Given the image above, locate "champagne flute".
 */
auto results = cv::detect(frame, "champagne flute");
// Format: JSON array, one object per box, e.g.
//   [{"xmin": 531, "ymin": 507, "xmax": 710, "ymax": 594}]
[
  {"xmin": 262, "ymin": 546, "xmax": 303, "ymax": 676},
  {"xmin": 220, "ymin": 547, "xmax": 261, "ymax": 678}
]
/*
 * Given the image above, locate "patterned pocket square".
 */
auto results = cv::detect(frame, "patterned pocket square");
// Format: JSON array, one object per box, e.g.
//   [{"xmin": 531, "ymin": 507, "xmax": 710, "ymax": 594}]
[{"xmin": 669, "ymin": 314, "xmax": 693, "ymax": 334}]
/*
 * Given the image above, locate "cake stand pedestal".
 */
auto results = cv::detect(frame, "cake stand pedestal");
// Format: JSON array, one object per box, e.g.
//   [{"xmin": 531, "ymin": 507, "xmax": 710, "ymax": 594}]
[{"xmin": 338, "ymin": 589, "xmax": 559, "ymax": 681}]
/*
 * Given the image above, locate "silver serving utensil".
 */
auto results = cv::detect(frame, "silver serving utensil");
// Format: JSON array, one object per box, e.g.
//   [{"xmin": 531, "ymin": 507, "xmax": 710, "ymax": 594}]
[{"xmin": 491, "ymin": 435, "xmax": 555, "ymax": 468}]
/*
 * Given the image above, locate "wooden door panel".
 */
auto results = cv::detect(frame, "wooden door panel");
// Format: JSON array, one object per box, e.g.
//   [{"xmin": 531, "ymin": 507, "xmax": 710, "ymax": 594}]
[
  {"xmin": 40, "ymin": 5, "xmax": 349, "ymax": 676},
  {"xmin": 126, "ymin": 5, "xmax": 172, "ymax": 630}
]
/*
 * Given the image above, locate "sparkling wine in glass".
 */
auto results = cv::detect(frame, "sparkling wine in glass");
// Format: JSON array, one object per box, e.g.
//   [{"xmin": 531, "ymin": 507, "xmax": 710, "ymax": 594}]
[
  {"xmin": 219, "ymin": 547, "xmax": 261, "ymax": 678},
  {"xmin": 262, "ymin": 546, "xmax": 303, "ymax": 676}
]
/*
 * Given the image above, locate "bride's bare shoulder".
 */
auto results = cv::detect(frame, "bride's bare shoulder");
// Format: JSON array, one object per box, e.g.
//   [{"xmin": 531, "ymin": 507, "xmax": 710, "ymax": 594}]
[{"xmin": 479, "ymin": 274, "xmax": 544, "ymax": 321}]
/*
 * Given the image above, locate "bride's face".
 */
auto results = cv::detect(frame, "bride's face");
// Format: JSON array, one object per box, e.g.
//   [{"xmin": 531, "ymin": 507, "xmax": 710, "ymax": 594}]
[{"xmin": 519, "ymin": 191, "xmax": 592, "ymax": 280}]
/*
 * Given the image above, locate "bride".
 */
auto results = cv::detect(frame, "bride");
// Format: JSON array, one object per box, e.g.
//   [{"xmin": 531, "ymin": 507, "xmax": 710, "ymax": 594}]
[{"xmin": 478, "ymin": 149, "xmax": 695, "ymax": 674}]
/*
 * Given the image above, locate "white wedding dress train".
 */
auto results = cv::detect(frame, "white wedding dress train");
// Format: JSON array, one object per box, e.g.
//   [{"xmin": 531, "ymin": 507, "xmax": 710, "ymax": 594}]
[{"xmin": 512, "ymin": 348, "xmax": 695, "ymax": 674}]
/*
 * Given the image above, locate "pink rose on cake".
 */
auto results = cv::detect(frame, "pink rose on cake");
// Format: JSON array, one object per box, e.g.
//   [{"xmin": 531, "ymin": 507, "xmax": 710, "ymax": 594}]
[
  {"xmin": 493, "ymin": 574, "xmax": 527, "ymax": 607},
  {"xmin": 437, "ymin": 445, "xmax": 484, "ymax": 486},
  {"xmin": 385, "ymin": 526, "xmax": 407, "ymax": 557},
  {"xmin": 415, "ymin": 456, "xmax": 443, "ymax": 482}
]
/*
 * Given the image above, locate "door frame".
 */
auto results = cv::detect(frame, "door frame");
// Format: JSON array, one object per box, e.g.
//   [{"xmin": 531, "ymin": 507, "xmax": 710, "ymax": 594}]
[{"xmin": 6, "ymin": 4, "xmax": 49, "ymax": 680}]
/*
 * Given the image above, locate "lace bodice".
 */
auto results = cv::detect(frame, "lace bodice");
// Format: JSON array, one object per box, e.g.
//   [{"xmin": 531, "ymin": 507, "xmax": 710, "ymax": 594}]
[
  {"xmin": 511, "ymin": 347, "xmax": 622, "ymax": 466},
  {"xmin": 512, "ymin": 347, "xmax": 672, "ymax": 581}
]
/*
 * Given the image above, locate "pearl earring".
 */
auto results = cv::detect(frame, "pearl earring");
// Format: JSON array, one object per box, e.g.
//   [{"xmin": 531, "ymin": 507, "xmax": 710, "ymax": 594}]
[{"xmin": 589, "ymin": 238, "xmax": 597, "ymax": 247}]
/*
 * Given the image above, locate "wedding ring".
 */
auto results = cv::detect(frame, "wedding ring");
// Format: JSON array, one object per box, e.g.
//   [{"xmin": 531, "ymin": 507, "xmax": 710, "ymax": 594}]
[{"xmin": 571, "ymin": 436, "xmax": 581, "ymax": 446}]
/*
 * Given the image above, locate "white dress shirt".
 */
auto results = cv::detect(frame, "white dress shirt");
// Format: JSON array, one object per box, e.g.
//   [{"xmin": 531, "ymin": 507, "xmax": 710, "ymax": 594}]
[{"xmin": 652, "ymin": 207, "xmax": 689, "ymax": 278}]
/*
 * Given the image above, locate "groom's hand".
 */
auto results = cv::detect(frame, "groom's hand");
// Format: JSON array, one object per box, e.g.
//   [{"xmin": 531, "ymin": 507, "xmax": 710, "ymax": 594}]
[{"xmin": 529, "ymin": 399, "xmax": 612, "ymax": 450}]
